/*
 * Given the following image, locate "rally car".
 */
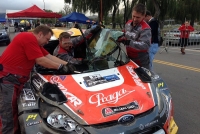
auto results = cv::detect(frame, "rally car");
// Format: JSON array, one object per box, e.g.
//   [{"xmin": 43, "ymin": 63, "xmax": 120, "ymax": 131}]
[{"xmin": 18, "ymin": 28, "xmax": 178, "ymax": 134}]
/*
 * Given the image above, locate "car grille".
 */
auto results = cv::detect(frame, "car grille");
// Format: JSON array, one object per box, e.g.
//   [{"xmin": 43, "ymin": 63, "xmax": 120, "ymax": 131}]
[{"xmin": 91, "ymin": 108, "xmax": 155, "ymax": 129}]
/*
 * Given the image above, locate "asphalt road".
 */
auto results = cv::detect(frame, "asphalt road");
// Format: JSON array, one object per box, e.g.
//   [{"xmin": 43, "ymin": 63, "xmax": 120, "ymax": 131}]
[
  {"xmin": 155, "ymin": 46, "xmax": 200, "ymax": 134},
  {"xmin": 0, "ymin": 32, "xmax": 200, "ymax": 134}
]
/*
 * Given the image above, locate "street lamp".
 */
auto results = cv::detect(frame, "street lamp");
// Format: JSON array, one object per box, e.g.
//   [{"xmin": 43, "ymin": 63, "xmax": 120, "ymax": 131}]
[{"xmin": 43, "ymin": 0, "xmax": 45, "ymax": 10}]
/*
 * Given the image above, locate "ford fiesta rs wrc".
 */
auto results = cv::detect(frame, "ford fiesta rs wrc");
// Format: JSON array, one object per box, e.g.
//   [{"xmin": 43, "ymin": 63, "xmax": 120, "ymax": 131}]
[{"xmin": 18, "ymin": 28, "xmax": 178, "ymax": 134}]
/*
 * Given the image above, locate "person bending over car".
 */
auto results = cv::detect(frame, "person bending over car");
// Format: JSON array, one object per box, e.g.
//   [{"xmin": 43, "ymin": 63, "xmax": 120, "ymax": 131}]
[
  {"xmin": 0, "ymin": 25, "xmax": 76, "ymax": 134},
  {"xmin": 53, "ymin": 26, "xmax": 101, "ymax": 64},
  {"xmin": 117, "ymin": 3, "xmax": 151, "ymax": 69}
]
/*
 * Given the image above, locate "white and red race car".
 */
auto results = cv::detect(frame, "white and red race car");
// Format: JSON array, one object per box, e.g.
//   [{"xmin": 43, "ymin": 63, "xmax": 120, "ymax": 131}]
[{"xmin": 18, "ymin": 28, "xmax": 178, "ymax": 134}]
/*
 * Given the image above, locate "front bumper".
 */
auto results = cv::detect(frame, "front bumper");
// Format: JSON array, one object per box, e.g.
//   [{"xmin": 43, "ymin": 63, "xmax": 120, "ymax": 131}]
[
  {"xmin": 0, "ymin": 35, "xmax": 10, "ymax": 44},
  {"xmin": 18, "ymin": 106, "xmax": 178, "ymax": 134}
]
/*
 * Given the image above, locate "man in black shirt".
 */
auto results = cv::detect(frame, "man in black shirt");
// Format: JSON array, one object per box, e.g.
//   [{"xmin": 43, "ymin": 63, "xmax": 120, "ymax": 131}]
[{"xmin": 145, "ymin": 10, "xmax": 159, "ymax": 71}]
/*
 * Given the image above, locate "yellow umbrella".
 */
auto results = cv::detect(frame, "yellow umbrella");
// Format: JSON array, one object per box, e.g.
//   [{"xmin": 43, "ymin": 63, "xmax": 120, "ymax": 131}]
[{"xmin": 20, "ymin": 20, "xmax": 29, "ymax": 24}]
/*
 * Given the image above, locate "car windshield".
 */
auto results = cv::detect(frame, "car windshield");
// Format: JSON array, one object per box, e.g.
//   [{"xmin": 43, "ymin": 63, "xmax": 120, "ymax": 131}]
[
  {"xmin": 84, "ymin": 29, "xmax": 130, "ymax": 72},
  {"xmin": 36, "ymin": 29, "xmax": 130, "ymax": 75}
]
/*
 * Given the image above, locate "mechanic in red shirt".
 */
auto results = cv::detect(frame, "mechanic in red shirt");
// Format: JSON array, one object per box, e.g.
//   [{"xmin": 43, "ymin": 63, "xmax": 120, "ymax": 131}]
[
  {"xmin": 117, "ymin": 3, "xmax": 151, "ymax": 69},
  {"xmin": 0, "ymin": 25, "xmax": 76, "ymax": 134},
  {"xmin": 178, "ymin": 21, "xmax": 194, "ymax": 54}
]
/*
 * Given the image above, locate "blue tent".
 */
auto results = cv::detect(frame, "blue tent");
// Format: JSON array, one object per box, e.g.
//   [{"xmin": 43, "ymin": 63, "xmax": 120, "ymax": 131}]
[
  {"xmin": 0, "ymin": 13, "xmax": 6, "ymax": 22},
  {"xmin": 59, "ymin": 12, "xmax": 90, "ymax": 24},
  {"xmin": 0, "ymin": 18, "xmax": 6, "ymax": 22}
]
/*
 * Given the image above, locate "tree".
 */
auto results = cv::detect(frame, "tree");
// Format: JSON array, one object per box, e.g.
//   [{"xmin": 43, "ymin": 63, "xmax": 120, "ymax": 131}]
[
  {"xmin": 64, "ymin": 0, "xmax": 200, "ymax": 29},
  {"xmin": 62, "ymin": 4, "xmax": 72, "ymax": 15},
  {"xmin": 64, "ymin": 0, "xmax": 121, "ymax": 23}
]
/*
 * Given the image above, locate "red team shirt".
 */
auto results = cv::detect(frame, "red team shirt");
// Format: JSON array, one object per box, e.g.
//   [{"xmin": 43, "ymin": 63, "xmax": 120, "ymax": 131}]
[
  {"xmin": 178, "ymin": 24, "xmax": 194, "ymax": 38},
  {"xmin": 0, "ymin": 32, "xmax": 49, "ymax": 76},
  {"xmin": 58, "ymin": 45, "xmax": 68, "ymax": 54}
]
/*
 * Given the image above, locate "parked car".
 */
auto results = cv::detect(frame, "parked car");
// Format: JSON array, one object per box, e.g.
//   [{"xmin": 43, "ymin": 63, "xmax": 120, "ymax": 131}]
[
  {"xmin": 0, "ymin": 24, "xmax": 10, "ymax": 45},
  {"xmin": 54, "ymin": 22, "xmax": 62, "ymax": 27},
  {"xmin": 163, "ymin": 28, "xmax": 200, "ymax": 45},
  {"xmin": 18, "ymin": 29, "xmax": 178, "ymax": 134}
]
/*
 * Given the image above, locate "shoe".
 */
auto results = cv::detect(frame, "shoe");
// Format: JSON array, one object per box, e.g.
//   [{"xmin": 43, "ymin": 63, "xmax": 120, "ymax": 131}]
[{"xmin": 181, "ymin": 48, "xmax": 185, "ymax": 54}]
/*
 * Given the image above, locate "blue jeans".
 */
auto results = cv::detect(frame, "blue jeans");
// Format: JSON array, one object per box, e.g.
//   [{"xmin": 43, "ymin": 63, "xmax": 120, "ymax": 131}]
[{"xmin": 149, "ymin": 43, "xmax": 159, "ymax": 70}]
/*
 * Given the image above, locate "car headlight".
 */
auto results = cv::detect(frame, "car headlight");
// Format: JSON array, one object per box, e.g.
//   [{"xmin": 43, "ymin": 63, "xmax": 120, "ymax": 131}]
[
  {"xmin": 1, "ymin": 31, "xmax": 7, "ymax": 35},
  {"xmin": 162, "ymin": 93, "xmax": 172, "ymax": 119},
  {"xmin": 46, "ymin": 109, "xmax": 86, "ymax": 134},
  {"xmin": 156, "ymin": 87, "xmax": 164, "ymax": 114},
  {"xmin": 156, "ymin": 87, "xmax": 172, "ymax": 119}
]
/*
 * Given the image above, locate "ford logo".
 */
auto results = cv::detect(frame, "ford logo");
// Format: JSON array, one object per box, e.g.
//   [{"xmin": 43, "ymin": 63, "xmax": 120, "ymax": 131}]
[{"xmin": 118, "ymin": 114, "xmax": 134, "ymax": 125}]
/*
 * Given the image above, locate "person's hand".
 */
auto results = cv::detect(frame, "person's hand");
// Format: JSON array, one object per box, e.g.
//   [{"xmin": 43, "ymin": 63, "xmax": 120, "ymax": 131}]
[
  {"xmin": 117, "ymin": 36, "xmax": 130, "ymax": 45},
  {"xmin": 82, "ymin": 58, "xmax": 89, "ymax": 64},
  {"xmin": 124, "ymin": 31, "xmax": 137, "ymax": 41},
  {"xmin": 75, "ymin": 58, "xmax": 89, "ymax": 65},
  {"xmin": 58, "ymin": 63, "xmax": 76, "ymax": 74},
  {"xmin": 117, "ymin": 36, "xmax": 126, "ymax": 42}
]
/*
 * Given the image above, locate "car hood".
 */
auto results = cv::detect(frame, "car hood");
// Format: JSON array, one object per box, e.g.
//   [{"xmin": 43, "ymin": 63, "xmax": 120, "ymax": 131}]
[
  {"xmin": 40, "ymin": 62, "xmax": 155, "ymax": 125},
  {"xmin": 0, "ymin": 29, "xmax": 6, "ymax": 32}
]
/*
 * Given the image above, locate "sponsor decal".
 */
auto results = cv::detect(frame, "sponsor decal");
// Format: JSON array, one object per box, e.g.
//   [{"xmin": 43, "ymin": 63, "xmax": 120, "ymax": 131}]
[
  {"xmin": 83, "ymin": 74, "xmax": 120, "ymax": 87},
  {"xmin": 32, "ymin": 78, "xmax": 43, "ymax": 89},
  {"xmin": 126, "ymin": 66, "xmax": 146, "ymax": 89},
  {"xmin": 157, "ymin": 82, "xmax": 164, "ymax": 88},
  {"xmin": 139, "ymin": 120, "xmax": 158, "ymax": 130},
  {"xmin": 144, "ymin": 120, "xmax": 158, "ymax": 127},
  {"xmin": 50, "ymin": 76, "xmax": 82, "ymax": 107},
  {"xmin": 89, "ymin": 89, "xmax": 135, "ymax": 107},
  {"xmin": 102, "ymin": 101, "xmax": 139, "ymax": 117},
  {"xmin": 22, "ymin": 88, "xmax": 35, "ymax": 101},
  {"xmin": 26, "ymin": 120, "xmax": 42, "ymax": 127},
  {"xmin": 169, "ymin": 120, "xmax": 178, "ymax": 133},
  {"xmin": 104, "ymin": 108, "xmax": 114, "ymax": 116},
  {"xmin": 22, "ymin": 102, "xmax": 36, "ymax": 107},
  {"xmin": 26, "ymin": 114, "xmax": 37, "ymax": 121},
  {"xmin": 139, "ymin": 124, "xmax": 144, "ymax": 130},
  {"xmin": 59, "ymin": 75, "xmax": 67, "ymax": 81}
]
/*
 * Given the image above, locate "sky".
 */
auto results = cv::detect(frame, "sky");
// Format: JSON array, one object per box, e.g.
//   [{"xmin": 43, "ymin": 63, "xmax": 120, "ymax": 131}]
[{"xmin": 0, "ymin": 0, "xmax": 65, "ymax": 13}]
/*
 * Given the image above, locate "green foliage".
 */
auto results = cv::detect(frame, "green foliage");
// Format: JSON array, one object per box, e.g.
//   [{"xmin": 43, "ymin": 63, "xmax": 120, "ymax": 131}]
[{"xmin": 63, "ymin": 0, "xmax": 200, "ymax": 27}]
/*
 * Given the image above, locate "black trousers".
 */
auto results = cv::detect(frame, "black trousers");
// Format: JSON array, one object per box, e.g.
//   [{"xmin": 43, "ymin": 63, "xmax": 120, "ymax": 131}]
[
  {"xmin": 180, "ymin": 38, "xmax": 189, "ymax": 47},
  {"xmin": 0, "ymin": 74, "xmax": 27, "ymax": 134}
]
